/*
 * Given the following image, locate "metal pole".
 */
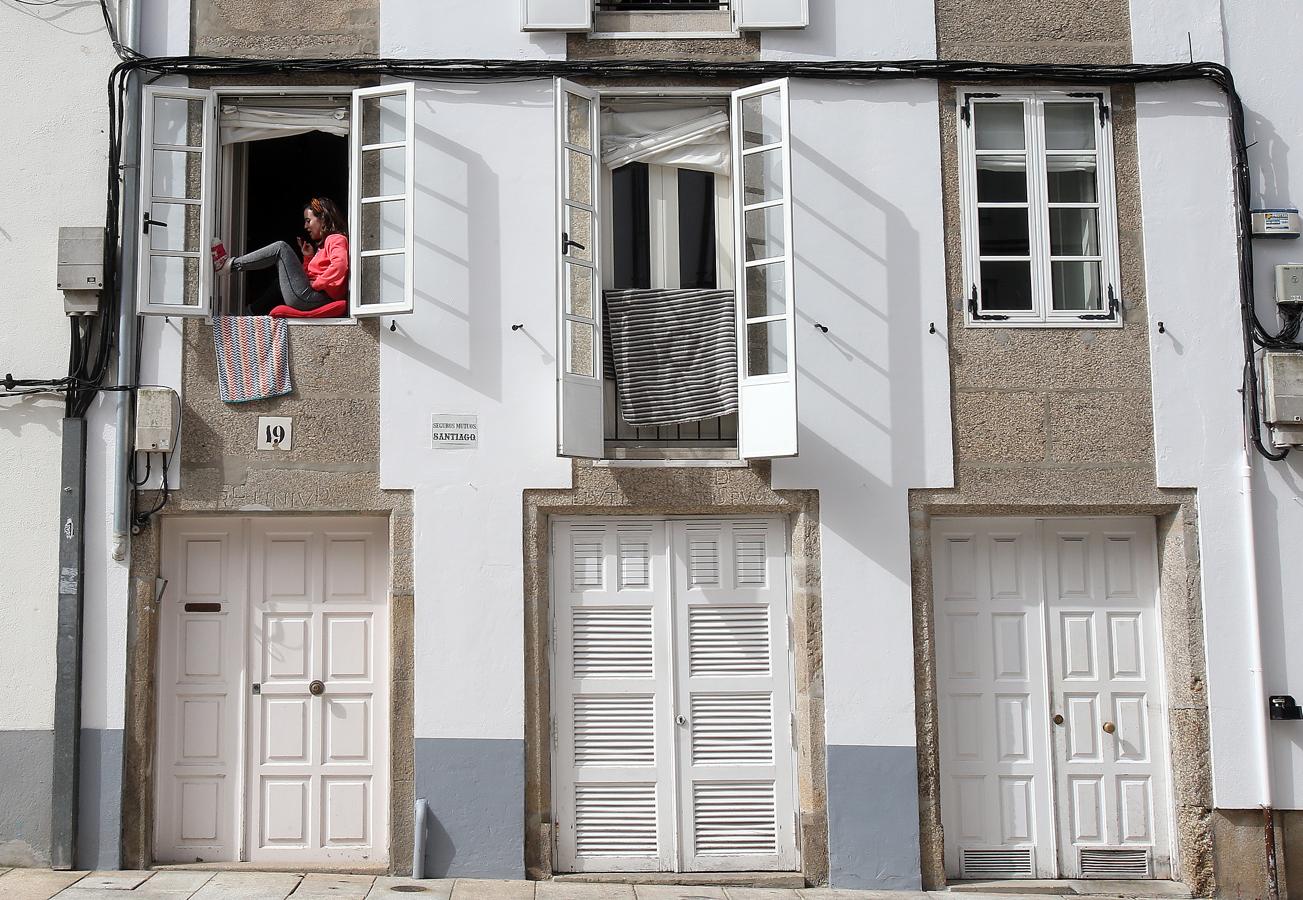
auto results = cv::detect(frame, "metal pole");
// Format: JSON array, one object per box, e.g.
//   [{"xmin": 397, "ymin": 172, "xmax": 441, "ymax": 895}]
[{"xmin": 50, "ymin": 418, "xmax": 87, "ymax": 869}]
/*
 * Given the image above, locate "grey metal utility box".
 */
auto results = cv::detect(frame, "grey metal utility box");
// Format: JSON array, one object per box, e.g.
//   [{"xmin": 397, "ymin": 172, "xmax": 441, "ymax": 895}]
[
  {"xmin": 57, "ymin": 227, "xmax": 105, "ymax": 290},
  {"xmin": 1263, "ymin": 352, "xmax": 1303, "ymax": 448},
  {"xmin": 134, "ymin": 387, "xmax": 175, "ymax": 452}
]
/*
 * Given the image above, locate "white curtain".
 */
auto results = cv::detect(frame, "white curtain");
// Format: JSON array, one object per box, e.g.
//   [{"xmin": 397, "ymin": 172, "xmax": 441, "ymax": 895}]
[
  {"xmin": 219, "ymin": 104, "xmax": 349, "ymax": 145},
  {"xmin": 601, "ymin": 102, "xmax": 730, "ymax": 175}
]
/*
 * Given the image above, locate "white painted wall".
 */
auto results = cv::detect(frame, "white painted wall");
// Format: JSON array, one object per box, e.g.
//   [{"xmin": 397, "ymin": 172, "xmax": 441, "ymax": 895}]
[
  {"xmin": 0, "ymin": 0, "xmax": 121, "ymax": 734},
  {"xmin": 380, "ymin": 0, "xmax": 567, "ymax": 59},
  {"xmin": 760, "ymin": 0, "xmax": 938, "ymax": 61},
  {"xmin": 1133, "ymin": 0, "xmax": 1303, "ymax": 810}
]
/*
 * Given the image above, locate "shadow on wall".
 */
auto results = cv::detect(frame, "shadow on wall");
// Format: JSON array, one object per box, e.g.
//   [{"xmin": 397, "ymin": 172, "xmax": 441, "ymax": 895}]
[{"xmin": 385, "ymin": 81, "xmax": 555, "ymax": 403}]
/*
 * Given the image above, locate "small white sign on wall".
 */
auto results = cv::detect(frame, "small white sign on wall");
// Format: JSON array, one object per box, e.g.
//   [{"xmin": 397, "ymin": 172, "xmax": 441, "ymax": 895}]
[
  {"xmin": 431, "ymin": 414, "xmax": 478, "ymax": 449},
  {"xmin": 257, "ymin": 416, "xmax": 293, "ymax": 451}
]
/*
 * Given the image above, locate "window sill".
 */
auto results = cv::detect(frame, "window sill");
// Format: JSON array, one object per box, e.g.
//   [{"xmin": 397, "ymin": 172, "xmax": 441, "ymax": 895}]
[
  {"xmin": 589, "ymin": 458, "xmax": 749, "ymax": 468},
  {"xmin": 964, "ymin": 317, "xmax": 1124, "ymax": 329}
]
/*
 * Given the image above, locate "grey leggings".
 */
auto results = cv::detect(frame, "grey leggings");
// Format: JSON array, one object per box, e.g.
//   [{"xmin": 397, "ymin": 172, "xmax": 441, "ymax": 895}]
[{"xmin": 232, "ymin": 241, "xmax": 333, "ymax": 312}]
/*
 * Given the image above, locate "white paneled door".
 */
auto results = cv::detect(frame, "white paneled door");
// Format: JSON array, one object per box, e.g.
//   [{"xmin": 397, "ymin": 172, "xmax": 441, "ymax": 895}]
[
  {"xmin": 156, "ymin": 517, "xmax": 390, "ymax": 865},
  {"xmin": 552, "ymin": 518, "xmax": 798, "ymax": 874},
  {"xmin": 933, "ymin": 518, "xmax": 1171, "ymax": 881}
]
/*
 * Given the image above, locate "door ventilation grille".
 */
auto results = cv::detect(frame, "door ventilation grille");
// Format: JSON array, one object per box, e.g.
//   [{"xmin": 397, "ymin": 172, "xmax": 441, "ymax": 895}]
[
  {"xmin": 1078, "ymin": 847, "xmax": 1151, "ymax": 879},
  {"xmin": 959, "ymin": 847, "xmax": 1035, "ymax": 879}
]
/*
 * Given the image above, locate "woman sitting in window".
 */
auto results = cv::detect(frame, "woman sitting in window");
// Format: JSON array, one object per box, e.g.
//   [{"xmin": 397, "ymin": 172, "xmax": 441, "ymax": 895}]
[{"xmin": 220, "ymin": 196, "xmax": 349, "ymax": 315}]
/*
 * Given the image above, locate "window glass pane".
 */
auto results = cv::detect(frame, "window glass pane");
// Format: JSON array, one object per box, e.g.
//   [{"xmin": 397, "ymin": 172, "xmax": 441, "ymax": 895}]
[
  {"xmin": 743, "ymin": 204, "xmax": 785, "ymax": 262},
  {"xmin": 360, "ymin": 93, "xmax": 407, "ymax": 145},
  {"xmin": 565, "ymin": 206, "xmax": 594, "ymax": 263},
  {"xmin": 743, "ymin": 147, "xmax": 784, "ymax": 205},
  {"xmin": 973, "ymin": 102, "xmax": 1025, "ymax": 151},
  {"xmin": 741, "ymin": 90, "xmax": 782, "ymax": 149},
  {"xmin": 567, "ymin": 321, "xmax": 595, "ymax": 377},
  {"xmin": 978, "ymin": 207, "xmax": 1030, "ymax": 256},
  {"xmin": 566, "ymin": 262, "xmax": 594, "ymax": 319},
  {"xmin": 149, "ymin": 202, "xmax": 200, "ymax": 253},
  {"xmin": 611, "ymin": 163, "xmax": 650, "ymax": 289},
  {"xmin": 979, "ymin": 260, "xmax": 1033, "ymax": 311},
  {"xmin": 149, "ymin": 255, "xmax": 200, "ymax": 307},
  {"xmin": 976, "ymin": 155, "xmax": 1027, "ymax": 203},
  {"xmin": 747, "ymin": 320, "xmax": 787, "ymax": 376},
  {"xmin": 1051, "ymin": 260, "xmax": 1102, "ymax": 310},
  {"xmin": 678, "ymin": 168, "xmax": 717, "ymax": 290},
  {"xmin": 1049, "ymin": 208, "xmax": 1099, "ymax": 256},
  {"xmin": 1047, "ymin": 156, "xmax": 1097, "ymax": 203},
  {"xmin": 746, "ymin": 261, "xmax": 786, "ymax": 319},
  {"xmin": 361, "ymin": 146, "xmax": 406, "ymax": 199},
  {"xmin": 357, "ymin": 252, "xmax": 405, "ymax": 308},
  {"xmin": 1043, "ymin": 103, "xmax": 1096, "ymax": 151},
  {"xmin": 565, "ymin": 147, "xmax": 592, "ymax": 206},
  {"xmin": 153, "ymin": 96, "xmax": 204, "ymax": 147},
  {"xmin": 566, "ymin": 92, "xmax": 592, "ymax": 151},
  {"xmin": 152, "ymin": 149, "xmax": 202, "ymax": 201},
  {"xmin": 360, "ymin": 199, "xmax": 406, "ymax": 252}
]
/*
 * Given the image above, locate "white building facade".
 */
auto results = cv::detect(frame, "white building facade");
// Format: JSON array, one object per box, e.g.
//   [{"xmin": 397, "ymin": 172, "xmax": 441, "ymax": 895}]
[{"xmin": 3, "ymin": 0, "xmax": 1303, "ymax": 894}]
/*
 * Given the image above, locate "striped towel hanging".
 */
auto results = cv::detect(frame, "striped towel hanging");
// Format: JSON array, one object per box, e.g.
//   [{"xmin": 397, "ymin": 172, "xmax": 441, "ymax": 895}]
[
  {"xmin": 212, "ymin": 315, "xmax": 293, "ymax": 403},
  {"xmin": 603, "ymin": 288, "xmax": 738, "ymax": 427}
]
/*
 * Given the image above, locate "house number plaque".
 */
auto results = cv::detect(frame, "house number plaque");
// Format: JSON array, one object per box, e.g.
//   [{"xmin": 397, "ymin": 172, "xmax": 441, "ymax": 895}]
[{"xmin": 256, "ymin": 416, "xmax": 293, "ymax": 451}]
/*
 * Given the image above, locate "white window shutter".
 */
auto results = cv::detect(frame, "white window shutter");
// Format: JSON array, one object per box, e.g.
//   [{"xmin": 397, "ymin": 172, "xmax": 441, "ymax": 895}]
[
  {"xmin": 138, "ymin": 86, "xmax": 215, "ymax": 317},
  {"xmin": 349, "ymin": 83, "xmax": 416, "ymax": 317},
  {"xmin": 522, "ymin": 0, "xmax": 593, "ymax": 31},
  {"xmin": 731, "ymin": 80, "xmax": 798, "ymax": 459},
  {"xmin": 734, "ymin": 0, "xmax": 808, "ymax": 29},
  {"xmin": 556, "ymin": 80, "xmax": 605, "ymax": 459}
]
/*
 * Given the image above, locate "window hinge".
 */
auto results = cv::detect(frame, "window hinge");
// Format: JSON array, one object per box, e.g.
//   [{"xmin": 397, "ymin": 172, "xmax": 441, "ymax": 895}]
[
  {"xmin": 1066, "ymin": 91, "xmax": 1109, "ymax": 126},
  {"xmin": 967, "ymin": 284, "xmax": 1009, "ymax": 322},
  {"xmin": 1078, "ymin": 285, "xmax": 1122, "ymax": 321},
  {"xmin": 960, "ymin": 92, "xmax": 1000, "ymax": 125}
]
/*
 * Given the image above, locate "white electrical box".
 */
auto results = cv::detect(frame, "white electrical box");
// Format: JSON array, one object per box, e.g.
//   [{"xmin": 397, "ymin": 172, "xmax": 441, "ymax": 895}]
[
  {"xmin": 1277, "ymin": 265, "xmax": 1303, "ymax": 305},
  {"xmin": 1263, "ymin": 352, "xmax": 1303, "ymax": 448},
  {"xmin": 134, "ymin": 387, "xmax": 175, "ymax": 452},
  {"xmin": 1253, "ymin": 208, "xmax": 1303, "ymax": 238}
]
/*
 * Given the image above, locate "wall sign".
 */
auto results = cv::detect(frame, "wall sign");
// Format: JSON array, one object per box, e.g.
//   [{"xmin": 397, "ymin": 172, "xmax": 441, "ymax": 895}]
[
  {"xmin": 431, "ymin": 414, "xmax": 478, "ymax": 449},
  {"xmin": 257, "ymin": 416, "xmax": 293, "ymax": 450}
]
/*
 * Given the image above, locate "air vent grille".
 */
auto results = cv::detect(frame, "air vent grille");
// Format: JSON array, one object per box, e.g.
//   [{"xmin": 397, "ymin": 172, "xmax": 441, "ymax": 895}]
[
  {"xmin": 959, "ymin": 846, "xmax": 1035, "ymax": 879},
  {"xmin": 1079, "ymin": 847, "xmax": 1151, "ymax": 879}
]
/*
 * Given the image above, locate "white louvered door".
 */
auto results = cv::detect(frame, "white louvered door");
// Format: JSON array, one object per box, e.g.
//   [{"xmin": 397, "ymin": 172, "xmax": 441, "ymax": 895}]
[{"xmin": 552, "ymin": 518, "xmax": 796, "ymax": 874}]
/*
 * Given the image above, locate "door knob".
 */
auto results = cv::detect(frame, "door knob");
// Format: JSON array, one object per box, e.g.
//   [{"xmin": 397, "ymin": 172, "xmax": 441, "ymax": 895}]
[
  {"xmin": 1053, "ymin": 714, "xmax": 1064, "ymax": 726},
  {"xmin": 309, "ymin": 680, "xmax": 325, "ymax": 696},
  {"xmin": 1102, "ymin": 721, "xmax": 1116, "ymax": 735}
]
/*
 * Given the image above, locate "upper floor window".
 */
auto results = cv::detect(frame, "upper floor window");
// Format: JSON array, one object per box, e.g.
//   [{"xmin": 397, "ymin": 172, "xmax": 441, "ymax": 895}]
[
  {"xmin": 521, "ymin": 0, "xmax": 806, "ymax": 33},
  {"xmin": 555, "ymin": 81, "xmax": 799, "ymax": 462},
  {"xmin": 137, "ymin": 83, "xmax": 417, "ymax": 321},
  {"xmin": 958, "ymin": 88, "xmax": 1122, "ymax": 327}
]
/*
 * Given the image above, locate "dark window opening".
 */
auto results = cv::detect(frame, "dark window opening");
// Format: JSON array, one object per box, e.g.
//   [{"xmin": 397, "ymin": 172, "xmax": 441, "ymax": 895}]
[
  {"xmin": 612, "ymin": 162, "xmax": 651, "ymax": 290},
  {"xmin": 677, "ymin": 168, "xmax": 716, "ymax": 290}
]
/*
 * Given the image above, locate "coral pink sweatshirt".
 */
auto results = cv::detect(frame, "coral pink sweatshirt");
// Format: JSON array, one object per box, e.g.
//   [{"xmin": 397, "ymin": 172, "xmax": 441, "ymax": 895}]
[{"xmin": 304, "ymin": 233, "xmax": 349, "ymax": 302}]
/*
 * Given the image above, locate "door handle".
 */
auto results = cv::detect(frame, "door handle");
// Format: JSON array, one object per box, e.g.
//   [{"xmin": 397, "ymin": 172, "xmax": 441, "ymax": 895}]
[
  {"xmin": 561, "ymin": 232, "xmax": 586, "ymax": 255},
  {"xmin": 1102, "ymin": 721, "xmax": 1116, "ymax": 735},
  {"xmin": 1052, "ymin": 713, "xmax": 1064, "ymax": 726},
  {"xmin": 309, "ymin": 680, "xmax": 325, "ymax": 696},
  {"xmin": 142, "ymin": 213, "xmax": 168, "ymax": 233}
]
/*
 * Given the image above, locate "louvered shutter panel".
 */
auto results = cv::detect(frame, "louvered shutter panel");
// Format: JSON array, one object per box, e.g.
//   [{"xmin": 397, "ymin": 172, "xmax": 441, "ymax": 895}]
[
  {"xmin": 553, "ymin": 521, "xmax": 676, "ymax": 872},
  {"xmin": 672, "ymin": 519, "xmax": 798, "ymax": 872},
  {"xmin": 734, "ymin": 0, "xmax": 808, "ymax": 29},
  {"xmin": 522, "ymin": 0, "xmax": 593, "ymax": 30}
]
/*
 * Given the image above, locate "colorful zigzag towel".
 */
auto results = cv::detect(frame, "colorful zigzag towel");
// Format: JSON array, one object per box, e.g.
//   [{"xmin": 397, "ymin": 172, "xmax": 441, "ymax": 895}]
[{"xmin": 213, "ymin": 315, "xmax": 293, "ymax": 403}]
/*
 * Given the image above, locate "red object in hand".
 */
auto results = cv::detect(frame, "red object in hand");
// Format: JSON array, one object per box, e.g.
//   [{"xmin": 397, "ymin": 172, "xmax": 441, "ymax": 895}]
[{"xmin": 210, "ymin": 239, "xmax": 229, "ymax": 272}]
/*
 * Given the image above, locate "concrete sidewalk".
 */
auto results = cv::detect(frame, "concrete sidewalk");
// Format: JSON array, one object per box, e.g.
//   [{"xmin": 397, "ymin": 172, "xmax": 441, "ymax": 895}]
[{"xmin": 0, "ymin": 868, "xmax": 1190, "ymax": 900}]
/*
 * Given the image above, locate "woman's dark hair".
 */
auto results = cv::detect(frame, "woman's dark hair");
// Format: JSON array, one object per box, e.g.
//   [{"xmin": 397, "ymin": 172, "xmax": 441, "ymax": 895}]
[{"xmin": 305, "ymin": 196, "xmax": 346, "ymax": 236}]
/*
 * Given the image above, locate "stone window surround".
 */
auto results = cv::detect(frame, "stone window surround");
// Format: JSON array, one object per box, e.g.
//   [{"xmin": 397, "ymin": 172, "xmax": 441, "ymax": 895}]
[{"xmin": 522, "ymin": 461, "xmax": 828, "ymax": 883}]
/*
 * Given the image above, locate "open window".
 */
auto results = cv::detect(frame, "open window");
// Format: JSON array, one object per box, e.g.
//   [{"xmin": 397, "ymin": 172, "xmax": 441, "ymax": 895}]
[
  {"xmin": 138, "ymin": 83, "xmax": 416, "ymax": 320},
  {"xmin": 555, "ymin": 80, "xmax": 798, "ymax": 461}
]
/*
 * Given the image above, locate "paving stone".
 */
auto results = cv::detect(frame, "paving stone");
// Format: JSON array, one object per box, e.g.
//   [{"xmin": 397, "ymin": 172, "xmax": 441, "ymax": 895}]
[
  {"xmin": 0, "ymin": 869, "xmax": 90, "ymax": 900},
  {"xmin": 289, "ymin": 874, "xmax": 376, "ymax": 899},
  {"xmin": 537, "ymin": 883, "xmax": 635, "ymax": 899},
  {"xmin": 723, "ymin": 889, "xmax": 801, "ymax": 900},
  {"xmin": 366, "ymin": 878, "xmax": 455, "ymax": 900},
  {"xmin": 189, "ymin": 872, "xmax": 303, "ymax": 900},
  {"xmin": 131, "ymin": 871, "xmax": 217, "ymax": 896},
  {"xmin": 803, "ymin": 891, "xmax": 927, "ymax": 900},
  {"xmin": 66, "ymin": 871, "xmax": 152, "ymax": 891},
  {"xmin": 450, "ymin": 880, "xmax": 535, "ymax": 900},
  {"xmin": 634, "ymin": 887, "xmax": 728, "ymax": 900}
]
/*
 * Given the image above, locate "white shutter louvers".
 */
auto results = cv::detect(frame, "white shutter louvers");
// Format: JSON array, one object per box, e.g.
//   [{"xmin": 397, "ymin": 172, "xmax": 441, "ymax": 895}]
[{"xmin": 734, "ymin": 0, "xmax": 808, "ymax": 30}]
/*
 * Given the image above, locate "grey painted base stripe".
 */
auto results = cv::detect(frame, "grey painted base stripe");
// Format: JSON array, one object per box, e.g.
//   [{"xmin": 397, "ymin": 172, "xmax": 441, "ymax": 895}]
[
  {"xmin": 827, "ymin": 744, "xmax": 923, "ymax": 890},
  {"xmin": 414, "ymin": 737, "xmax": 524, "ymax": 878},
  {"xmin": 77, "ymin": 728, "xmax": 123, "ymax": 870},
  {"xmin": 0, "ymin": 729, "xmax": 54, "ymax": 867}
]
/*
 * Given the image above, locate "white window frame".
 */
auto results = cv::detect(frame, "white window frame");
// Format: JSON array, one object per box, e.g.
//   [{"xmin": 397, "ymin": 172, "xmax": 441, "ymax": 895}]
[
  {"xmin": 137, "ymin": 82, "xmax": 417, "ymax": 320},
  {"xmin": 957, "ymin": 87, "xmax": 1123, "ymax": 328}
]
